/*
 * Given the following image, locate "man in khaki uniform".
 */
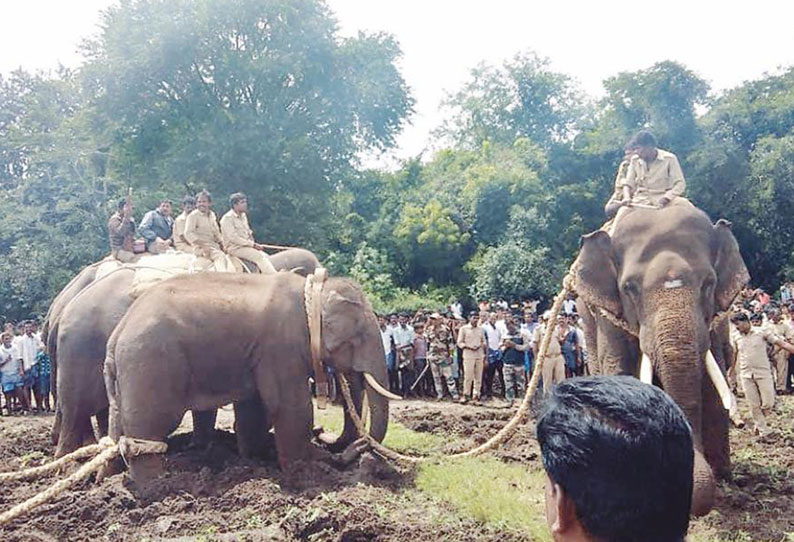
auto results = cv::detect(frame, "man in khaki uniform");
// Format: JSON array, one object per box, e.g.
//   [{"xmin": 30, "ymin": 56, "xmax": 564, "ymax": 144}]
[
  {"xmin": 623, "ymin": 131, "xmax": 687, "ymax": 208},
  {"xmin": 173, "ymin": 195, "xmax": 196, "ymax": 253},
  {"xmin": 219, "ymin": 192, "xmax": 276, "ymax": 274},
  {"xmin": 766, "ymin": 309, "xmax": 794, "ymax": 392},
  {"xmin": 731, "ymin": 312, "xmax": 794, "ymax": 437},
  {"xmin": 532, "ymin": 311, "xmax": 566, "ymax": 394},
  {"xmin": 184, "ymin": 190, "xmax": 230, "ymax": 272},
  {"xmin": 456, "ymin": 312, "xmax": 486, "ymax": 404}
]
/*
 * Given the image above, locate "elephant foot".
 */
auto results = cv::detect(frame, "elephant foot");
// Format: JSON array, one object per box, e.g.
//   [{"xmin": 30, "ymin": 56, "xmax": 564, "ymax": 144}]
[
  {"xmin": 129, "ymin": 454, "xmax": 166, "ymax": 492},
  {"xmin": 96, "ymin": 455, "xmax": 126, "ymax": 482}
]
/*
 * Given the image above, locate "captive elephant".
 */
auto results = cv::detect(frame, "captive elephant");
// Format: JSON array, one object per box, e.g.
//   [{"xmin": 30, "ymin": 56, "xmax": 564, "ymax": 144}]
[
  {"xmin": 104, "ymin": 272, "xmax": 391, "ymax": 484},
  {"xmin": 574, "ymin": 202, "xmax": 748, "ymax": 516},
  {"xmin": 51, "ymin": 248, "xmax": 321, "ymax": 458}
]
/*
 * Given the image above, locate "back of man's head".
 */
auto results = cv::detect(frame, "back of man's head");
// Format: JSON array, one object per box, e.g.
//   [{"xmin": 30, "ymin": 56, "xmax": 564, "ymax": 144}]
[{"xmin": 536, "ymin": 376, "xmax": 693, "ymax": 542}]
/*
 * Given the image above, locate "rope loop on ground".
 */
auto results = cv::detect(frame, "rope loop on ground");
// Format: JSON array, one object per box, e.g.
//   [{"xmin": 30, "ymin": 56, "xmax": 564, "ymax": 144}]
[{"xmin": 337, "ymin": 268, "xmax": 578, "ymax": 464}]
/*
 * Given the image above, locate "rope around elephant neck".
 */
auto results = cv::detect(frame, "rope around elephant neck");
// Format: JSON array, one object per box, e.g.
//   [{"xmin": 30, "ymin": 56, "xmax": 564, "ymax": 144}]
[{"xmin": 337, "ymin": 268, "xmax": 576, "ymax": 463}]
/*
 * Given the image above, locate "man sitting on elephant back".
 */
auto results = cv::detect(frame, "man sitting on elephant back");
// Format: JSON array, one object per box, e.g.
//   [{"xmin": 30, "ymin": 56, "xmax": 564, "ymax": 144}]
[
  {"xmin": 173, "ymin": 195, "xmax": 196, "ymax": 253},
  {"xmin": 220, "ymin": 192, "xmax": 276, "ymax": 274},
  {"xmin": 184, "ymin": 190, "xmax": 230, "ymax": 272}
]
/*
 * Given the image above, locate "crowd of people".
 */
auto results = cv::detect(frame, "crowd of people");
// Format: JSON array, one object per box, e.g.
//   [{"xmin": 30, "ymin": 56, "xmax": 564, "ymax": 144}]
[
  {"xmin": 108, "ymin": 190, "xmax": 276, "ymax": 273},
  {"xmin": 727, "ymin": 284, "xmax": 794, "ymax": 439},
  {"xmin": 0, "ymin": 320, "xmax": 52, "ymax": 415},
  {"xmin": 378, "ymin": 297, "xmax": 587, "ymax": 407}
]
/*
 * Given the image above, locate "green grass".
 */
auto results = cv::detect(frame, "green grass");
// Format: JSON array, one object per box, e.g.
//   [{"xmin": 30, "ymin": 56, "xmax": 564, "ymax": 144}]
[
  {"xmin": 416, "ymin": 456, "xmax": 551, "ymax": 541},
  {"xmin": 313, "ymin": 404, "xmax": 446, "ymax": 455}
]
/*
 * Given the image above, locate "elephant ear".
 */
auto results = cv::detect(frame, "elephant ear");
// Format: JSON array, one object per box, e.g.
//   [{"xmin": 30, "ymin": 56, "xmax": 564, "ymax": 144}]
[
  {"xmin": 712, "ymin": 219, "xmax": 750, "ymax": 311},
  {"xmin": 574, "ymin": 230, "xmax": 622, "ymax": 316},
  {"xmin": 321, "ymin": 289, "xmax": 360, "ymax": 353}
]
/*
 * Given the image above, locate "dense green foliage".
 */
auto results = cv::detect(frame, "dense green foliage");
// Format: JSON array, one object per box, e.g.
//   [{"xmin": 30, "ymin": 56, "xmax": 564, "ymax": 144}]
[{"xmin": 2, "ymin": 0, "xmax": 794, "ymax": 319}]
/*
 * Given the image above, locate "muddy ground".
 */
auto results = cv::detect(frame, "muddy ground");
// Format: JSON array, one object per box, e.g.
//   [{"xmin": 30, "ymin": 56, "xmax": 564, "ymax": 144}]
[{"xmin": 0, "ymin": 395, "xmax": 792, "ymax": 541}]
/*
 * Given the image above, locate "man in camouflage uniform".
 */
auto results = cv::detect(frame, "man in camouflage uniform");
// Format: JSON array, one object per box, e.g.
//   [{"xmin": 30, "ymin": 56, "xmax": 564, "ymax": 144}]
[{"xmin": 425, "ymin": 313, "xmax": 459, "ymax": 401}]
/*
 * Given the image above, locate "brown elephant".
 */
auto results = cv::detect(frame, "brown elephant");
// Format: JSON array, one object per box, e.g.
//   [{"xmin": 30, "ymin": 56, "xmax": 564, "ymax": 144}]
[
  {"xmin": 51, "ymin": 248, "xmax": 321, "ymax": 457},
  {"xmin": 104, "ymin": 272, "xmax": 391, "ymax": 483},
  {"xmin": 574, "ymin": 202, "xmax": 748, "ymax": 516}
]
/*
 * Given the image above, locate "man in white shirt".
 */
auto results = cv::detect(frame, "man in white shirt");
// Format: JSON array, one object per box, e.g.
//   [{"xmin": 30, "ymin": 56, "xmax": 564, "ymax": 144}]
[
  {"xmin": 392, "ymin": 314, "xmax": 415, "ymax": 395},
  {"xmin": 1, "ymin": 331, "xmax": 30, "ymax": 413},
  {"xmin": 562, "ymin": 294, "xmax": 577, "ymax": 316},
  {"xmin": 16, "ymin": 321, "xmax": 44, "ymax": 410},
  {"xmin": 481, "ymin": 312, "xmax": 504, "ymax": 400}
]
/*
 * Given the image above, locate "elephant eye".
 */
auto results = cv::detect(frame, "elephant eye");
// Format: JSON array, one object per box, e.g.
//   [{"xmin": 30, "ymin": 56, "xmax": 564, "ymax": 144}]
[{"xmin": 623, "ymin": 281, "xmax": 639, "ymax": 295}]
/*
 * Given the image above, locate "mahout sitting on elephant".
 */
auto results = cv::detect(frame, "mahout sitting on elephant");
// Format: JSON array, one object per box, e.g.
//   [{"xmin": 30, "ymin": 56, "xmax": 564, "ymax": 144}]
[
  {"xmin": 104, "ymin": 271, "xmax": 391, "ymax": 485},
  {"xmin": 51, "ymin": 248, "xmax": 321, "ymax": 458},
  {"xmin": 574, "ymin": 200, "xmax": 748, "ymax": 516}
]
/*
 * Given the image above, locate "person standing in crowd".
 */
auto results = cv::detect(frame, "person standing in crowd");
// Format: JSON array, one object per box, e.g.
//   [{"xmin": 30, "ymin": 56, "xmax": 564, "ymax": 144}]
[
  {"xmin": 379, "ymin": 315, "xmax": 397, "ymax": 394},
  {"xmin": 457, "ymin": 312, "xmax": 486, "ymax": 404},
  {"xmin": 411, "ymin": 322, "xmax": 431, "ymax": 397},
  {"xmin": 173, "ymin": 196, "xmax": 196, "ymax": 253},
  {"xmin": 220, "ymin": 192, "xmax": 277, "ymax": 274},
  {"xmin": 184, "ymin": 190, "xmax": 230, "ymax": 271},
  {"xmin": 481, "ymin": 312, "xmax": 504, "ymax": 400},
  {"xmin": 392, "ymin": 314, "xmax": 415, "ymax": 397},
  {"xmin": 562, "ymin": 294, "xmax": 577, "ymax": 316},
  {"xmin": 536, "ymin": 376, "xmax": 694, "ymax": 542},
  {"xmin": 1, "ymin": 332, "xmax": 30, "ymax": 414},
  {"xmin": 35, "ymin": 347, "xmax": 52, "ymax": 412},
  {"xmin": 17, "ymin": 321, "xmax": 44, "ymax": 411},
  {"xmin": 558, "ymin": 315, "xmax": 582, "ymax": 378},
  {"xmin": 731, "ymin": 312, "xmax": 794, "ymax": 438},
  {"xmin": 138, "ymin": 199, "xmax": 175, "ymax": 254},
  {"xmin": 108, "ymin": 198, "xmax": 136, "ymax": 262},
  {"xmin": 501, "ymin": 317, "xmax": 531, "ymax": 408},
  {"xmin": 521, "ymin": 311, "xmax": 538, "ymax": 380},
  {"xmin": 385, "ymin": 315, "xmax": 399, "ymax": 393},
  {"xmin": 425, "ymin": 313, "xmax": 459, "ymax": 401},
  {"xmin": 533, "ymin": 311, "xmax": 567, "ymax": 394},
  {"xmin": 767, "ymin": 309, "xmax": 794, "ymax": 394}
]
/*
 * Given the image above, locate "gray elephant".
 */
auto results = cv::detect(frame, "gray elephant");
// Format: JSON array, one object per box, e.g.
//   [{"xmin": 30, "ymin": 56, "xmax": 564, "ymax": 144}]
[
  {"xmin": 52, "ymin": 248, "xmax": 321, "ymax": 458},
  {"xmin": 574, "ymin": 202, "xmax": 748, "ymax": 516},
  {"xmin": 104, "ymin": 272, "xmax": 391, "ymax": 483}
]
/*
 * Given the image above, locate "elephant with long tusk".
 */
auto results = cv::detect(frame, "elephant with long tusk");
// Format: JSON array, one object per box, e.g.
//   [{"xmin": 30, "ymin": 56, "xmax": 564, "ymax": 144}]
[
  {"xmin": 104, "ymin": 272, "xmax": 393, "ymax": 485},
  {"xmin": 575, "ymin": 201, "xmax": 749, "ymax": 517}
]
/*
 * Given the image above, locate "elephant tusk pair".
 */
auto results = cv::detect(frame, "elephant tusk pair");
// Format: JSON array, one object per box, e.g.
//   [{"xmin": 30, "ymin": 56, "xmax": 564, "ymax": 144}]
[
  {"xmin": 364, "ymin": 372, "xmax": 403, "ymax": 401},
  {"xmin": 639, "ymin": 351, "xmax": 732, "ymax": 411}
]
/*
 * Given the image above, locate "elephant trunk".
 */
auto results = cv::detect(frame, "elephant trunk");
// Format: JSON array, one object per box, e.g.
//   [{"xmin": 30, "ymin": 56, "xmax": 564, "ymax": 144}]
[{"xmin": 650, "ymin": 294, "xmax": 715, "ymax": 516}]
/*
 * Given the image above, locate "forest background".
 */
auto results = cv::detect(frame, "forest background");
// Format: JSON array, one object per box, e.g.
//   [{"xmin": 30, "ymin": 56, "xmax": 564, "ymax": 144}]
[{"xmin": 2, "ymin": 0, "xmax": 794, "ymax": 319}]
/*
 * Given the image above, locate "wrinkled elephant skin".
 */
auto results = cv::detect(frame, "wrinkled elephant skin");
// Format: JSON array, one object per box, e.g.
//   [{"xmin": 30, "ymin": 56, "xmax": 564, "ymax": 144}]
[
  {"xmin": 105, "ymin": 273, "xmax": 390, "ymax": 485},
  {"xmin": 575, "ymin": 203, "xmax": 748, "ymax": 516}
]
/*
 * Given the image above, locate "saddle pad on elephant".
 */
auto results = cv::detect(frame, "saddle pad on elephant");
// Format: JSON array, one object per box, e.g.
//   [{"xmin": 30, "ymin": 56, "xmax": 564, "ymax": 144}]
[{"xmin": 128, "ymin": 252, "xmax": 233, "ymax": 298}]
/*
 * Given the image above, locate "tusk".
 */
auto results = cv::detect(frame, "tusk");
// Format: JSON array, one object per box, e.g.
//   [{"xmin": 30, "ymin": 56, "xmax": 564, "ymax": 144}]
[
  {"xmin": 640, "ymin": 353, "xmax": 653, "ymax": 384},
  {"xmin": 361, "ymin": 393, "xmax": 370, "ymax": 429},
  {"xmin": 364, "ymin": 372, "xmax": 402, "ymax": 401},
  {"xmin": 705, "ymin": 350, "xmax": 733, "ymax": 411}
]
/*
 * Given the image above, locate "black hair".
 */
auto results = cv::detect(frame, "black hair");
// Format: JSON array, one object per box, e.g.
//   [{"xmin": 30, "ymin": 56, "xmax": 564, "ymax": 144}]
[
  {"xmin": 536, "ymin": 376, "xmax": 693, "ymax": 542},
  {"xmin": 182, "ymin": 195, "xmax": 196, "ymax": 206},
  {"xmin": 749, "ymin": 313, "xmax": 763, "ymax": 322},
  {"xmin": 117, "ymin": 198, "xmax": 128, "ymax": 210},
  {"xmin": 731, "ymin": 312, "xmax": 749, "ymax": 324},
  {"xmin": 229, "ymin": 192, "xmax": 247, "ymax": 207},
  {"xmin": 627, "ymin": 130, "xmax": 657, "ymax": 149}
]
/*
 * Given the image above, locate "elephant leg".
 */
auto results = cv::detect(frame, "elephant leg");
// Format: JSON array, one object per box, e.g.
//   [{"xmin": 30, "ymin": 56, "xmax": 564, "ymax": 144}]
[
  {"xmin": 51, "ymin": 406, "xmax": 62, "ymax": 445},
  {"xmin": 95, "ymin": 407, "xmax": 109, "ymax": 438},
  {"xmin": 55, "ymin": 411, "xmax": 96, "ymax": 458},
  {"xmin": 191, "ymin": 409, "xmax": 218, "ymax": 449},
  {"xmin": 128, "ymin": 454, "xmax": 166, "ymax": 488},
  {"xmin": 233, "ymin": 398, "xmax": 271, "ymax": 459}
]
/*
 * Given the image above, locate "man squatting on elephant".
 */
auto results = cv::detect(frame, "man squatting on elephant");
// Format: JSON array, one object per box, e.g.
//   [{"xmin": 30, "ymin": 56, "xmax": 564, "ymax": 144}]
[
  {"xmin": 104, "ymin": 271, "xmax": 392, "ymax": 484},
  {"xmin": 573, "ymin": 129, "xmax": 750, "ymax": 516}
]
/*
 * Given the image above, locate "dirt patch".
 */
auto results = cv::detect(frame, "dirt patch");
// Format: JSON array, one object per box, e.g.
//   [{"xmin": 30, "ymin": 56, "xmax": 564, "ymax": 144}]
[{"xmin": 0, "ymin": 395, "xmax": 792, "ymax": 541}]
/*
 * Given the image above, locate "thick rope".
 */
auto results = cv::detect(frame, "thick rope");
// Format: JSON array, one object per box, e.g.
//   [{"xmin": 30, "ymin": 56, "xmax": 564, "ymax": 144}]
[
  {"xmin": 336, "ymin": 268, "xmax": 576, "ymax": 463},
  {"xmin": 0, "ymin": 439, "xmax": 119, "ymax": 528},
  {"xmin": 0, "ymin": 442, "xmax": 106, "ymax": 483}
]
